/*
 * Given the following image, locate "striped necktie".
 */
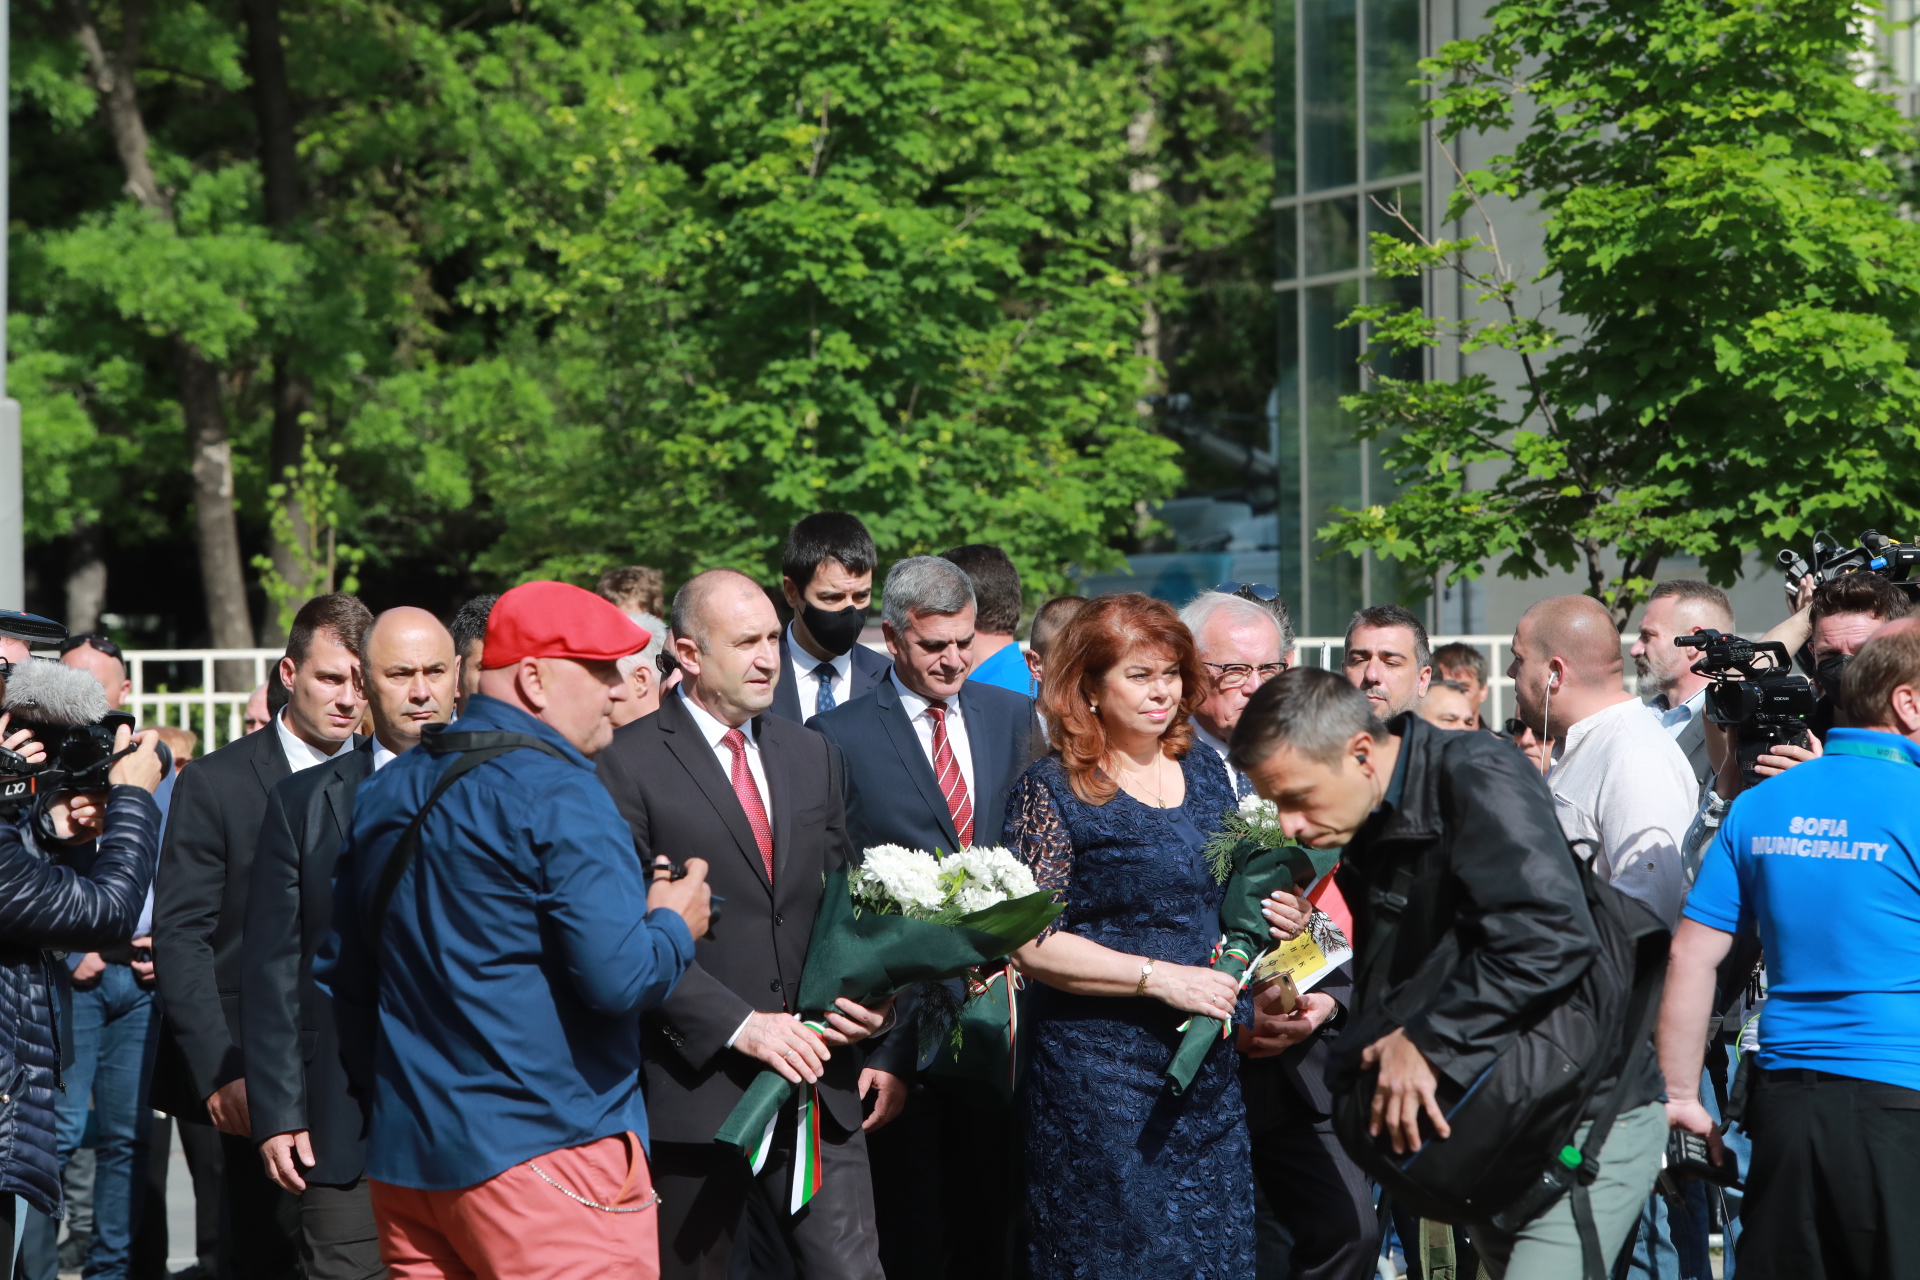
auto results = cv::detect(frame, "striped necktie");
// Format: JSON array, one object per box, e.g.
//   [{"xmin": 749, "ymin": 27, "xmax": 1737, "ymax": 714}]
[{"xmin": 925, "ymin": 702, "xmax": 974, "ymax": 848}]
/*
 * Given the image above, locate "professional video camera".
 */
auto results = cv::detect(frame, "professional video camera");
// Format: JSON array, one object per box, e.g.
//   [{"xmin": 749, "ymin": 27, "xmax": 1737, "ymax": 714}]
[
  {"xmin": 0, "ymin": 660, "xmax": 168, "ymax": 814},
  {"xmin": 1675, "ymin": 630, "xmax": 1818, "ymax": 784},
  {"xmin": 1778, "ymin": 529, "xmax": 1920, "ymax": 602}
]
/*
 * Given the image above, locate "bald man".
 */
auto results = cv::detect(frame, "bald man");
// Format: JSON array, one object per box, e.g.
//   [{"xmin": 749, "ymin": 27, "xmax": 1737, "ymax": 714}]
[
  {"xmin": 242, "ymin": 608, "xmax": 459, "ymax": 1279},
  {"xmin": 1507, "ymin": 596, "xmax": 1697, "ymax": 926}
]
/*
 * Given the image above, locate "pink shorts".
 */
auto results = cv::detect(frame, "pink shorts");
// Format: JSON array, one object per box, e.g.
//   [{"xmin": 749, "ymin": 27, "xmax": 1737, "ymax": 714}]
[{"xmin": 371, "ymin": 1132, "xmax": 660, "ymax": 1280}]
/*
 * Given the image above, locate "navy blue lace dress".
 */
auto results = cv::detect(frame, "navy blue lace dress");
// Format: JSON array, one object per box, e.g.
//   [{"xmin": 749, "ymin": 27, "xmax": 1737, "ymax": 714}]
[{"xmin": 1003, "ymin": 749, "xmax": 1255, "ymax": 1280}]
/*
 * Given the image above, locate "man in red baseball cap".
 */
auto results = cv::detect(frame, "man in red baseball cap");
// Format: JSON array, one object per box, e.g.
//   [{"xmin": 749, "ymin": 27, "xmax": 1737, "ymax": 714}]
[{"xmin": 318, "ymin": 580, "xmax": 711, "ymax": 1279}]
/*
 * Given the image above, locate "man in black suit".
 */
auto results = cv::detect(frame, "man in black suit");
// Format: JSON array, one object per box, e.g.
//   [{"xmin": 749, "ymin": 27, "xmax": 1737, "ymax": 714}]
[
  {"xmin": 241, "ymin": 607, "xmax": 457, "ymax": 1280},
  {"xmin": 153, "ymin": 592, "xmax": 372, "ymax": 1280},
  {"xmin": 770, "ymin": 512, "xmax": 891, "ymax": 723},
  {"xmin": 1629, "ymin": 579, "xmax": 1733, "ymax": 796},
  {"xmin": 809, "ymin": 556, "xmax": 1041, "ymax": 1280},
  {"xmin": 596, "ymin": 569, "xmax": 894, "ymax": 1280}
]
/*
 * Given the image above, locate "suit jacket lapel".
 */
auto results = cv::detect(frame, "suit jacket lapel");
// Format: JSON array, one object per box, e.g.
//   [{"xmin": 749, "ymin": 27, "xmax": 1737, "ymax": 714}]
[
  {"xmin": 853, "ymin": 645, "xmax": 891, "ymax": 698},
  {"xmin": 321, "ymin": 747, "xmax": 374, "ymax": 848},
  {"xmin": 958, "ymin": 684, "xmax": 1008, "ymax": 817},
  {"xmin": 758, "ymin": 717, "xmax": 798, "ymax": 886},
  {"xmin": 253, "ymin": 721, "xmax": 292, "ymax": 797},
  {"xmin": 660, "ymin": 696, "xmax": 773, "ymax": 893},
  {"xmin": 878, "ymin": 684, "xmax": 960, "ymax": 852}
]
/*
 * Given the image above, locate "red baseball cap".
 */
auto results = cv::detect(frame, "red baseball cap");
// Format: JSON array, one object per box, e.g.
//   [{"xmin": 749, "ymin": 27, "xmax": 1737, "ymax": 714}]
[{"xmin": 481, "ymin": 581, "xmax": 652, "ymax": 668}]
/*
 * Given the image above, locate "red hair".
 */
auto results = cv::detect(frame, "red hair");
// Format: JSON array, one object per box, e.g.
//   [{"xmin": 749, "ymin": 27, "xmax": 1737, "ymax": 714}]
[{"xmin": 1040, "ymin": 593, "xmax": 1203, "ymax": 805}]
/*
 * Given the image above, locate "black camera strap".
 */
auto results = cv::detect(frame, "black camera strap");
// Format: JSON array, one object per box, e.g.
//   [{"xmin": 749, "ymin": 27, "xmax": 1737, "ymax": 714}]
[{"xmin": 366, "ymin": 729, "xmax": 571, "ymax": 933}]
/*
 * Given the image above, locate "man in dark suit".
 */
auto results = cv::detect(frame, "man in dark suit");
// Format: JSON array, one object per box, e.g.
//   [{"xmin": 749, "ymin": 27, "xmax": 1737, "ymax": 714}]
[
  {"xmin": 1630, "ymin": 579, "xmax": 1734, "ymax": 796},
  {"xmin": 809, "ymin": 556, "xmax": 1041, "ymax": 1280},
  {"xmin": 770, "ymin": 512, "xmax": 891, "ymax": 723},
  {"xmin": 597, "ymin": 569, "xmax": 895, "ymax": 1280},
  {"xmin": 241, "ymin": 607, "xmax": 457, "ymax": 1280},
  {"xmin": 153, "ymin": 592, "xmax": 372, "ymax": 1280}
]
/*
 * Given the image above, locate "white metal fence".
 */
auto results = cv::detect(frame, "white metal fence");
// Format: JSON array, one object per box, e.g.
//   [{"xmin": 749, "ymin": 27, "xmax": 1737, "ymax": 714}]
[
  {"xmin": 124, "ymin": 649, "xmax": 283, "ymax": 753},
  {"xmin": 106, "ymin": 636, "xmax": 1530, "ymax": 753}
]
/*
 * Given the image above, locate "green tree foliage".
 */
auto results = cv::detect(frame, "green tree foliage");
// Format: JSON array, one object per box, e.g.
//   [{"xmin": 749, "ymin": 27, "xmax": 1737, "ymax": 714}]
[
  {"xmin": 15, "ymin": 0, "xmax": 1281, "ymax": 632},
  {"xmin": 1323, "ymin": 0, "xmax": 1920, "ymax": 623}
]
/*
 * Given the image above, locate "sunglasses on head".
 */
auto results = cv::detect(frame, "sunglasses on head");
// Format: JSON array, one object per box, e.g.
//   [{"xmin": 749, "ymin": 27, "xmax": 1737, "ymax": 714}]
[{"xmin": 1215, "ymin": 582, "xmax": 1279, "ymax": 602}]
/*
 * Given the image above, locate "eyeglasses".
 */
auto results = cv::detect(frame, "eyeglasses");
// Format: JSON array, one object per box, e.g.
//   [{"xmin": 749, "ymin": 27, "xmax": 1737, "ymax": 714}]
[
  {"xmin": 1215, "ymin": 582, "xmax": 1279, "ymax": 602},
  {"xmin": 1204, "ymin": 661, "xmax": 1286, "ymax": 689},
  {"xmin": 1503, "ymin": 717, "xmax": 1528, "ymax": 737}
]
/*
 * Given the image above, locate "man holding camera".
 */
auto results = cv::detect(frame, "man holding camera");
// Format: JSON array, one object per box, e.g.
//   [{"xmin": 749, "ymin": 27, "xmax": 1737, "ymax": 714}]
[
  {"xmin": 0, "ymin": 622, "xmax": 166, "ymax": 1269},
  {"xmin": 154, "ymin": 592, "xmax": 372, "ymax": 1279},
  {"xmin": 1659, "ymin": 618, "xmax": 1920, "ymax": 1277}
]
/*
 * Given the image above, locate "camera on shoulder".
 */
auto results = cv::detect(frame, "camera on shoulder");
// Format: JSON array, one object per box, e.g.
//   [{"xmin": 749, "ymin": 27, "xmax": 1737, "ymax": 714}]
[
  {"xmin": 1675, "ymin": 630, "xmax": 1818, "ymax": 784},
  {"xmin": 0, "ymin": 660, "xmax": 170, "ymax": 815}
]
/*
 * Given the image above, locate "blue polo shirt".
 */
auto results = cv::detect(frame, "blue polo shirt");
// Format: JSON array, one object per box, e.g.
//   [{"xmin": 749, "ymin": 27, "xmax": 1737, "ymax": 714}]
[
  {"xmin": 315, "ymin": 696, "xmax": 694, "ymax": 1188},
  {"xmin": 1684, "ymin": 727, "xmax": 1920, "ymax": 1090},
  {"xmin": 968, "ymin": 641, "xmax": 1033, "ymax": 696}
]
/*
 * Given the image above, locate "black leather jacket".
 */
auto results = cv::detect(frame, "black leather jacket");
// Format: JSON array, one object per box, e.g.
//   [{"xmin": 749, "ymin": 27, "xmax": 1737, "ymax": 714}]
[
  {"xmin": 0, "ymin": 787, "xmax": 158, "ymax": 1217},
  {"xmin": 1334, "ymin": 715, "xmax": 1601, "ymax": 1093}
]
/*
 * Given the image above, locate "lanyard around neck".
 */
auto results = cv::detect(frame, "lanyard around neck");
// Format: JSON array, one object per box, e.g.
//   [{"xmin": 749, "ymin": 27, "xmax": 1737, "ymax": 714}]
[{"xmin": 1824, "ymin": 737, "xmax": 1917, "ymax": 766}]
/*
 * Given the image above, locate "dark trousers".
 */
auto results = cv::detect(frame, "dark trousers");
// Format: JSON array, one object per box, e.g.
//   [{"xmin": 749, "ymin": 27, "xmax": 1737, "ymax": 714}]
[
  {"xmin": 654, "ymin": 1106, "xmax": 883, "ymax": 1280},
  {"xmin": 300, "ymin": 1178, "xmax": 383, "ymax": 1280},
  {"xmin": 1247, "ymin": 1092, "xmax": 1380, "ymax": 1280},
  {"xmin": 216, "ymin": 1130, "xmax": 301, "ymax": 1280},
  {"xmin": 1736, "ymin": 1069, "xmax": 1920, "ymax": 1280},
  {"xmin": 868, "ymin": 1081, "xmax": 1018, "ymax": 1280}
]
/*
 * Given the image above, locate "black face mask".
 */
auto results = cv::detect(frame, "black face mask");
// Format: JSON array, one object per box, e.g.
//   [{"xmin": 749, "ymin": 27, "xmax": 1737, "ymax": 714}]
[
  {"xmin": 1816, "ymin": 652, "xmax": 1853, "ymax": 695},
  {"xmin": 800, "ymin": 601, "xmax": 867, "ymax": 657}
]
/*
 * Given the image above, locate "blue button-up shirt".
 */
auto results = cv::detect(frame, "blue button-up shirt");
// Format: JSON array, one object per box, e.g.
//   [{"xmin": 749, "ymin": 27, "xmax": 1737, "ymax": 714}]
[{"xmin": 315, "ymin": 695, "xmax": 693, "ymax": 1189}]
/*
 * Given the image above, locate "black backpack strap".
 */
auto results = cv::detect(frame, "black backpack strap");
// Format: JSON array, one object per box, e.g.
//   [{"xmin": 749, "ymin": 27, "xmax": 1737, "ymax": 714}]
[
  {"xmin": 1568, "ymin": 928, "xmax": 1669, "ymax": 1280},
  {"xmin": 364, "ymin": 729, "xmax": 572, "ymax": 933}
]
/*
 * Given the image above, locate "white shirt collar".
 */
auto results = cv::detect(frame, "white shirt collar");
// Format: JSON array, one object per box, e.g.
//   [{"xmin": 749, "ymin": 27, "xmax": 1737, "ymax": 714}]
[
  {"xmin": 1192, "ymin": 719, "xmax": 1232, "ymax": 765},
  {"xmin": 1559, "ymin": 696, "xmax": 1645, "ymax": 760},
  {"xmin": 786, "ymin": 624, "xmax": 854, "ymax": 683},
  {"xmin": 890, "ymin": 669, "xmax": 962, "ymax": 721},
  {"xmin": 371, "ymin": 737, "xmax": 398, "ymax": 771},
  {"xmin": 275, "ymin": 708, "xmax": 348, "ymax": 774},
  {"xmin": 679, "ymin": 687, "xmax": 756, "ymax": 748}
]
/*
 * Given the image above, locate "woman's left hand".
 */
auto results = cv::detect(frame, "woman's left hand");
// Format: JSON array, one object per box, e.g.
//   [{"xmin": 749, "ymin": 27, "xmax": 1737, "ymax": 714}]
[{"xmin": 1263, "ymin": 889, "xmax": 1311, "ymax": 941}]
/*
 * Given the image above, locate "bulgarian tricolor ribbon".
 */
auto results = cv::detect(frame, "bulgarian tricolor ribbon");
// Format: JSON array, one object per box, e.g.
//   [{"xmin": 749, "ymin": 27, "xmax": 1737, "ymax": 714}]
[
  {"xmin": 744, "ymin": 1020, "xmax": 829, "ymax": 1214},
  {"xmin": 1175, "ymin": 938, "xmax": 1256, "ymax": 1038}
]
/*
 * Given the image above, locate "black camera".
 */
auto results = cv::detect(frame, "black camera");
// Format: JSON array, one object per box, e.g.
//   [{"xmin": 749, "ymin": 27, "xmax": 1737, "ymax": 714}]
[
  {"xmin": 0, "ymin": 661, "xmax": 168, "ymax": 816},
  {"xmin": 1778, "ymin": 529, "xmax": 1920, "ymax": 601},
  {"xmin": 1676, "ymin": 630, "xmax": 1818, "ymax": 784}
]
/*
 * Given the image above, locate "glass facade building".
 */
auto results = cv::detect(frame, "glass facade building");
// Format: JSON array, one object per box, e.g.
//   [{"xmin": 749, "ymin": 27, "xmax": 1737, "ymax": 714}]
[{"xmin": 1272, "ymin": 0, "xmax": 1426, "ymax": 634}]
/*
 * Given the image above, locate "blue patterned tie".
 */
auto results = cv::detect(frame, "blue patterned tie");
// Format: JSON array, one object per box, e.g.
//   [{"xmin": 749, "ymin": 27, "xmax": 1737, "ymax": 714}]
[
  {"xmin": 1234, "ymin": 769, "xmax": 1255, "ymax": 800},
  {"xmin": 814, "ymin": 662, "xmax": 838, "ymax": 716}
]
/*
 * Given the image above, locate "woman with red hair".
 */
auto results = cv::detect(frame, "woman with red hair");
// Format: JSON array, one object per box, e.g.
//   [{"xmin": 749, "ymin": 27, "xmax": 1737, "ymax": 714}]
[{"xmin": 1003, "ymin": 593, "xmax": 1254, "ymax": 1278}]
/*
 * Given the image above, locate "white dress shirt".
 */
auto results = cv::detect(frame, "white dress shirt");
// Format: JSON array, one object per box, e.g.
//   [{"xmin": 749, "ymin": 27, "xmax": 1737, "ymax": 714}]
[
  {"xmin": 787, "ymin": 624, "xmax": 854, "ymax": 712},
  {"xmin": 371, "ymin": 737, "xmax": 399, "ymax": 772},
  {"xmin": 891, "ymin": 671, "xmax": 975, "ymax": 815},
  {"xmin": 679, "ymin": 688, "xmax": 770, "ymax": 804},
  {"xmin": 275, "ymin": 708, "xmax": 349, "ymax": 774},
  {"xmin": 1192, "ymin": 719, "xmax": 1254, "ymax": 796},
  {"xmin": 1648, "ymin": 685, "xmax": 1706, "ymax": 738},
  {"xmin": 1547, "ymin": 697, "xmax": 1699, "ymax": 926}
]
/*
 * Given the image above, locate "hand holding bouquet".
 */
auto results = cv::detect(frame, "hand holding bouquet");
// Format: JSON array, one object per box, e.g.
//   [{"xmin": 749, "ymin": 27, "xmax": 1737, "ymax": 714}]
[
  {"xmin": 713, "ymin": 845, "xmax": 1060, "ymax": 1209},
  {"xmin": 1165, "ymin": 793, "xmax": 1337, "ymax": 1095}
]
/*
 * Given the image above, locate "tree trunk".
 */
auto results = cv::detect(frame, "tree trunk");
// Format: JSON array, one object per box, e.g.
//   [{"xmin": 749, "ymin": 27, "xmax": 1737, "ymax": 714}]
[
  {"xmin": 71, "ymin": 0, "xmax": 255, "ymax": 668},
  {"xmin": 64, "ymin": 521, "xmax": 107, "ymax": 636},
  {"xmin": 244, "ymin": 0, "xmax": 315, "ymax": 643},
  {"xmin": 1127, "ymin": 40, "xmax": 1168, "ymax": 401}
]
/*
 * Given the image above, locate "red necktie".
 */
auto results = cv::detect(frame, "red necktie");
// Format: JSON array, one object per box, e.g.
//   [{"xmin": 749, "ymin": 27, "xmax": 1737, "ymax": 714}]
[
  {"xmin": 722, "ymin": 728, "xmax": 775, "ymax": 881},
  {"xmin": 925, "ymin": 703, "xmax": 974, "ymax": 848}
]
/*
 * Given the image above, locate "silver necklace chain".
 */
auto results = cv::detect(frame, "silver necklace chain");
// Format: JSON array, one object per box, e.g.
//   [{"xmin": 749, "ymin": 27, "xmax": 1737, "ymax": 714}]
[{"xmin": 525, "ymin": 1161, "xmax": 661, "ymax": 1214}]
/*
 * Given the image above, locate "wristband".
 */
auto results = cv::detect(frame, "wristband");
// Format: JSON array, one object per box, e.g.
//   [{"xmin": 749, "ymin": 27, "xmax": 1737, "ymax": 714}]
[{"xmin": 1135, "ymin": 959, "xmax": 1155, "ymax": 998}]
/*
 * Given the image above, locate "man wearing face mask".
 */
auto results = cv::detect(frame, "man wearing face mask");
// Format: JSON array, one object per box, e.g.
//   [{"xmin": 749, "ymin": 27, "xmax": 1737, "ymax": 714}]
[{"xmin": 770, "ymin": 513, "xmax": 892, "ymax": 723}]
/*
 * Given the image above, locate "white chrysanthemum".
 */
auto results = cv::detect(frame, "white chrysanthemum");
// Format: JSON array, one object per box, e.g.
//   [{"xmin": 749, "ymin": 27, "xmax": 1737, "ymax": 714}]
[
  {"xmin": 944, "ymin": 845, "xmax": 1040, "ymax": 910},
  {"xmin": 1238, "ymin": 793, "xmax": 1278, "ymax": 823},
  {"xmin": 856, "ymin": 844, "xmax": 947, "ymax": 913}
]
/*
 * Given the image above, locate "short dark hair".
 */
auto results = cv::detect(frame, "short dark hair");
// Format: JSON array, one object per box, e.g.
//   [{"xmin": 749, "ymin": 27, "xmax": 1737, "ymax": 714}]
[
  {"xmin": 1842, "ymin": 621, "xmax": 1920, "ymax": 727},
  {"xmin": 1346, "ymin": 604, "xmax": 1431, "ymax": 669},
  {"xmin": 1648, "ymin": 579, "xmax": 1734, "ymax": 629},
  {"xmin": 596, "ymin": 566, "xmax": 665, "ymax": 617},
  {"xmin": 287, "ymin": 593, "xmax": 373, "ymax": 666},
  {"xmin": 1230, "ymin": 666, "xmax": 1387, "ymax": 772},
  {"xmin": 1029, "ymin": 596, "xmax": 1087, "ymax": 657},
  {"xmin": 449, "ymin": 594, "xmax": 499, "ymax": 658},
  {"xmin": 781, "ymin": 512, "xmax": 876, "ymax": 589},
  {"xmin": 940, "ymin": 544, "xmax": 1022, "ymax": 635},
  {"xmin": 1430, "ymin": 642, "xmax": 1487, "ymax": 686},
  {"xmin": 1811, "ymin": 574, "xmax": 1911, "ymax": 636}
]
